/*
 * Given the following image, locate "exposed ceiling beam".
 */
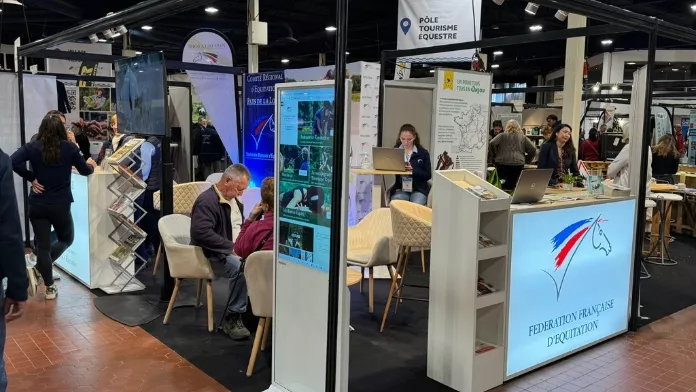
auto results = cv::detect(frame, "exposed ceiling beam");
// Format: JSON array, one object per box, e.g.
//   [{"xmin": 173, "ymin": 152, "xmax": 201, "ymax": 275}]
[{"xmin": 23, "ymin": 0, "xmax": 83, "ymax": 20}]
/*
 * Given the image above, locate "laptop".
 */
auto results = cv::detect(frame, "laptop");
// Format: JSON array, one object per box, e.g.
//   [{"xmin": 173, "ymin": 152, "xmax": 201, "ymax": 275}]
[
  {"xmin": 510, "ymin": 169, "xmax": 554, "ymax": 204},
  {"xmin": 372, "ymin": 147, "xmax": 406, "ymax": 171}
]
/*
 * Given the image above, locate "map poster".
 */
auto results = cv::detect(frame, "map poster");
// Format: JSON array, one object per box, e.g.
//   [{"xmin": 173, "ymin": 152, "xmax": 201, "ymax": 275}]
[{"xmin": 433, "ymin": 69, "xmax": 492, "ymax": 176}]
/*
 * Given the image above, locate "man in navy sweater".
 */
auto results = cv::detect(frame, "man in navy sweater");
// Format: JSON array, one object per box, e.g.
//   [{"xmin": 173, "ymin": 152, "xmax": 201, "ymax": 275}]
[{"xmin": 0, "ymin": 147, "xmax": 29, "ymax": 390}]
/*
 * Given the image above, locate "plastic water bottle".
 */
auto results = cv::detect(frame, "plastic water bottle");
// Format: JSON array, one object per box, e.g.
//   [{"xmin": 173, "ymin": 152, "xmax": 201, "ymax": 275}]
[{"xmin": 360, "ymin": 152, "xmax": 371, "ymax": 169}]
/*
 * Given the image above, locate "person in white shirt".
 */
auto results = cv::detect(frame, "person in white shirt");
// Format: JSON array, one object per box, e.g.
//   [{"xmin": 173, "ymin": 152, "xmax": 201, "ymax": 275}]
[{"xmin": 607, "ymin": 122, "xmax": 652, "ymax": 194}]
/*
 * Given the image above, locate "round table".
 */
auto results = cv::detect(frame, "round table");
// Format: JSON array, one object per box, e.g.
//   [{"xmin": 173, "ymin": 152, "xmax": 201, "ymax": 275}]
[
  {"xmin": 646, "ymin": 193, "xmax": 683, "ymax": 266},
  {"xmin": 346, "ymin": 268, "xmax": 363, "ymax": 287}
]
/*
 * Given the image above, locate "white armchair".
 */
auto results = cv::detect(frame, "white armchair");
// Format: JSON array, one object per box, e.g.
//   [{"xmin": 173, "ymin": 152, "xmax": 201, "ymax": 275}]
[
  {"xmin": 159, "ymin": 214, "xmax": 216, "ymax": 332},
  {"xmin": 347, "ymin": 208, "xmax": 397, "ymax": 313}
]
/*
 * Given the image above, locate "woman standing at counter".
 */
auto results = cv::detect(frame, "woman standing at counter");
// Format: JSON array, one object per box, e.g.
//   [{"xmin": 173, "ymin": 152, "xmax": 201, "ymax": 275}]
[
  {"xmin": 537, "ymin": 124, "xmax": 581, "ymax": 186},
  {"xmin": 390, "ymin": 124, "xmax": 432, "ymax": 205},
  {"xmin": 651, "ymin": 134, "xmax": 679, "ymax": 184},
  {"xmin": 489, "ymin": 120, "xmax": 536, "ymax": 190},
  {"xmin": 11, "ymin": 114, "xmax": 97, "ymax": 300},
  {"xmin": 607, "ymin": 123, "xmax": 652, "ymax": 192}
]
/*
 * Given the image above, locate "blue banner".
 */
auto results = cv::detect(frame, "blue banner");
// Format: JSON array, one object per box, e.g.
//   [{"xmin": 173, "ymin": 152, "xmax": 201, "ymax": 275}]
[{"xmin": 243, "ymin": 71, "xmax": 285, "ymax": 187}]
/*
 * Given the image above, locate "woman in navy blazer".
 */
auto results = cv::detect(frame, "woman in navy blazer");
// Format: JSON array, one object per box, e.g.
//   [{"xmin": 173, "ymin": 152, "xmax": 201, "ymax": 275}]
[
  {"xmin": 537, "ymin": 123, "xmax": 581, "ymax": 186},
  {"xmin": 390, "ymin": 124, "xmax": 432, "ymax": 205}
]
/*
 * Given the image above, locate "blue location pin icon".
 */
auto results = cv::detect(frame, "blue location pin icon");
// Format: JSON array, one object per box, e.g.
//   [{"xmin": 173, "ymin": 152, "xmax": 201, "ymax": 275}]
[{"xmin": 400, "ymin": 18, "xmax": 411, "ymax": 35}]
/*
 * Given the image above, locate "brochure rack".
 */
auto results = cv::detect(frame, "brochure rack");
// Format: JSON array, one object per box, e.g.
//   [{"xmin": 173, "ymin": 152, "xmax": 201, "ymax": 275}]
[
  {"xmin": 103, "ymin": 138, "xmax": 148, "ymax": 294},
  {"xmin": 427, "ymin": 169, "xmax": 511, "ymax": 392}
]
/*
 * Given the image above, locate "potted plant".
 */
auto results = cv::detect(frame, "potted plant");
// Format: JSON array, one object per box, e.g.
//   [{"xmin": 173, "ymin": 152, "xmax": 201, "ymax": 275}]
[{"xmin": 562, "ymin": 171, "xmax": 578, "ymax": 191}]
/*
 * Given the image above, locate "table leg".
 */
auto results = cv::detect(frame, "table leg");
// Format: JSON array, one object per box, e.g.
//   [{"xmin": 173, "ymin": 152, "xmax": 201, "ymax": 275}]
[{"xmin": 372, "ymin": 175, "xmax": 383, "ymax": 210}]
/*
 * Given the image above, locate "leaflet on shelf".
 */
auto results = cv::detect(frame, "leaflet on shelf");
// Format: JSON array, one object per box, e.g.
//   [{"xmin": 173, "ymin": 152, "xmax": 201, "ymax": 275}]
[
  {"xmin": 475, "ymin": 340, "xmax": 496, "ymax": 354},
  {"xmin": 477, "ymin": 277, "xmax": 497, "ymax": 296},
  {"xmin": 110, "ymin": 163, "xmax": 146, "ymax": 189},
  {"xmin": 107, "ymin": 138, "xmax": 145, "ymax": 164},
  {"xmin": 478, "ymin": 234, "xmax": 496, "ymax": 248}
]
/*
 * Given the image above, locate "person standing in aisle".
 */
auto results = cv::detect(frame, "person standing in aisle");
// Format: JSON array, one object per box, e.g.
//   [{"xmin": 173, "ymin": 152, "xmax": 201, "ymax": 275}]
[
  {"xmin": 537, "ymin": 124, "xmax": 581, "ymax": 187},
  {"xmin": 389, "ymin": 124, "xmax": 432, "ymax": 205},
  {"xmin": 489, "ymin": 120, "xmax": 537, "ymax": 191},
  {"xmin": 546, "ymin": 114, "xmax": 560, "ymax": 129},
  {"xmin": 11, "ymin": 113, "xmax": 97, "ymax": 300},
  {"xmin": 651, "ymin": 134, "xmax": 680, "ymax": 184},
  {"xmin": 579, "ymin": 128, "xmax": 601, "ymax": 161},
  {"xmin": 0, "ymin": 147, "xmax": 29, "ymax": 391}
]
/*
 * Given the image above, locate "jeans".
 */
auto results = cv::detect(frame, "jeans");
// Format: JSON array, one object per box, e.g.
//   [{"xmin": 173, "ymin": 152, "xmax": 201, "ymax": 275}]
[
  {"xmin": 135, "ymin": 190, "xmax": 161, "ymax": 261},
  {"xmin": 215, "ymin": 255, "xmax": 247, "ymax": 315},
  {"xmin": 495, "ymin": 164, "xmax": 525, "ymax": 191},
  {"xmin": 391, "ymin": 190, "xmax": 428, "ymax": 206},
  {"xmin": 28, "ymin": 203, "xmax": 74, "ymax": 287},
  {"xmin": 0, "ymin": 290, "xmax": 6, "ymax": 392}
]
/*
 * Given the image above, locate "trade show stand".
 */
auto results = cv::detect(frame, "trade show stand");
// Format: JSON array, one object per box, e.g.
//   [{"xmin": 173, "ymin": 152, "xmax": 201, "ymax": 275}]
[
  {"xmin": 55, "ymin": 169, "xmax": 136, "ymax": 292},
  {"xmin": 429, "ymin": 170, "xmax": 637, "ymax": 391}
]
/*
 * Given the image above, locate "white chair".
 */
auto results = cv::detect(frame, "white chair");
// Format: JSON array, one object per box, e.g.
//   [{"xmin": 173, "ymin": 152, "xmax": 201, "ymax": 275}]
[
  {"xmin": 244, "ymin": 251, "xmax": 274, "ymax": 377},
  {"xmin": 159, "ymin": 214, "xmax": 216, "ymax": 332},
  {"xmin": 206, "ymin": 172, "xmax": 224, "ymax": 183},
  {"xmin": 347, "ymin": 208, "xmax": 397, "ymax": 313}
]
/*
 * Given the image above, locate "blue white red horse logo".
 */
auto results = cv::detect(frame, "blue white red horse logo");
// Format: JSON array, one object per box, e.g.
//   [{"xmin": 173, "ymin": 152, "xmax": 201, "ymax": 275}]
[
  {"xmin": 250, "ymin": 114, "xmax": 275, "ymax": 150},
  {"xmin": 543, "ymin": 216, "xmax": 612, "ymax": 300},
  {"xmin": 193, "ymin": 52, "xmax": 219, "ymax": 64}
]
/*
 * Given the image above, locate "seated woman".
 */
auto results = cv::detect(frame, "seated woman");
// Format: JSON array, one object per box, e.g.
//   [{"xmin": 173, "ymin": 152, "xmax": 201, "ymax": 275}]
[
  {"xmin": 389, "ymin": 124, "xmax": 432, "ymax": 206},
  {"xmin": 234, "ymin": 177, "xmax": 274, "ymax": 259},
  {"xmin": 607, "ymin": 123, "xmax": 652, "ymax": 192},
  {"xmin": 651, "ymin": 134, "xmax": 679, "ymax": 184},
  {"xmin": 537, "ymin": 124, "xmax": 581, "ymax": 187}
]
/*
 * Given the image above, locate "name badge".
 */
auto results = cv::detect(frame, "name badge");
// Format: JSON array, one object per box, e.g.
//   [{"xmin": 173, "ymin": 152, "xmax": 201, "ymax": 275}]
[{"xmin": 402, "ymin": 176, "xmax": 413, "ymax": 192}]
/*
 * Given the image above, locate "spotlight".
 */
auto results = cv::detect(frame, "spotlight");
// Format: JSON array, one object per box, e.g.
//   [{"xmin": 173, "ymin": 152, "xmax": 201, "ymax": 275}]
[
  {"xmin": 592, "ymin": 82, "xmax": 600, "ymax": 92},
  {"xmin": 529, "ymin": 25, "xmax": 543, "ymax": 32},
  {"xmin": 102, "ymin": 29, "xmax": 115, "ymax": 39},
  {"xmin": 493, "ymin": 50, "xmax": 503, "ymax": 55},
  {"xmin": 525, "ymin": 2, "xmax": 540, "ymax": 15},
  {"xmin": 116, "ymin": 25, "xmax": 128, "ymax": 35},
  {"xmin": 205, "ymin": 6, "xmax": 218, "ymax": 13},
  {"xmin": 346, "ymin": 52, "xmax": 350, "ymax": 55},
  {"xmin": 601, "ymin": 39, "xmax": 613, "ymax": 45},
  {"xmin": 135, "ymin": 51, "xmax": 143, "ymax": 55},
  {"xmin": 142, "ymin": 25, "xmax": 153, "ymax": 31},
  {"xmin": 555, "ymin": 10, "xmax": 568, "ymax": 21},
  {"xmin": 491, "ymin": 64, "xmax": 500, "ymax": 69},
  {"xmin": 325, "ymin": 26, "xmax": 337, "ymax": 32},
  {"xmin": 98, "ymin": 39, "xmax": 107, "ymax": 43},
  {"xmin": 281, "ymin": 59, "xmax": 290, "ymax": 63},
  {"xmin": 691, "ymin": 4, "xmax": 696, "ymax": 11},
  {"xmin": 89, "ymin": 34, "xmax": 99, "ymax": 43},
  {"xmin": 672, "ymin": 68, "xmax": 679, "ymax": 72},
  {"xmin": 492, "ymin": 0, "xmax": 504, "ymax": 4},
  {"xmin": 627, "ymin": 62, "xmax": 636, "ymax": 65},
  {"xmin": 429, "ymin": 70, "xmax": 435, "ymax": 73},
  {"xmin": 611, "ymin": 83, "xmax": 619, "ymax": 91}
]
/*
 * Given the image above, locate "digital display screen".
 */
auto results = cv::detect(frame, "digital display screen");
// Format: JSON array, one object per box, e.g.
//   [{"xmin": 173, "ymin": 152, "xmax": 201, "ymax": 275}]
[
  {"xmin": 114, "ymin": 52, "xmax": 167, "ymax": 136},
  {"xmin": 506, "ymin": 200, "xmax": 635, "ymax": 377},
  {"xmin": 277, "ymin": 86, "xmax": 335, "ymax": 272},
  {"xmin": 55, "ymin": 174, "xmax": 91, "ymax": 285}
]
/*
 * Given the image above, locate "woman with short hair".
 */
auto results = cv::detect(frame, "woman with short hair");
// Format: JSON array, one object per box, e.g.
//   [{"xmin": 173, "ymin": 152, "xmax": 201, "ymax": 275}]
[{"xmin": 489, "ymin": 120, "xmax": 537, "ymax": 190}]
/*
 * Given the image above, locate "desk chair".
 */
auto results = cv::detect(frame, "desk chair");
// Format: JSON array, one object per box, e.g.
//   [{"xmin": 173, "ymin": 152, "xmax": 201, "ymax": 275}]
[
  {"xmin": 245, "ymin": 251, "xmax": 274, "ymax": 377},
  {"xmin": 159, "ymin": 214, "xmax": 216, "ymax": 332},
  {"xmin": 206, "ymin": 172, "xmax": 224, "ymax": 183}
]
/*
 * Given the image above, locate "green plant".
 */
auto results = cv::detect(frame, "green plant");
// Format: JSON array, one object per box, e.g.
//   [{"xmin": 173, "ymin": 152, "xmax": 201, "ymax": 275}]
[{"xmin": 562, "ymin": 171, "xmax": 580, "ymax": 185}]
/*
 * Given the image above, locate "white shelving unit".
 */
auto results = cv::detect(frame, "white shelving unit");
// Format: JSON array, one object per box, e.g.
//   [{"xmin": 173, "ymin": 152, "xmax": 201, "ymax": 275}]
[{"xmin": 428, "ymin": 169, "xmax": 511, "ymax": 392}]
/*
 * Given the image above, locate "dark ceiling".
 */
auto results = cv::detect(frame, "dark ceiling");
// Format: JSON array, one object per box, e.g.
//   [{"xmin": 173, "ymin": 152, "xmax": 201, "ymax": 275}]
[{"xmin": 0, "ymin": 0, "xmax": 695, "ymax": 85}]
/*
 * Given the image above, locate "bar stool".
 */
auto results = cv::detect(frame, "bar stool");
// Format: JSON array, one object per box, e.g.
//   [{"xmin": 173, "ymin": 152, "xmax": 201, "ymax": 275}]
[
  {"xmin": 646, "ymin": 193, "xmax": 683, "ymax": 266},
  {"xmin": 641, "ymin": 199, "xmax": 656, "ymax": 279}
]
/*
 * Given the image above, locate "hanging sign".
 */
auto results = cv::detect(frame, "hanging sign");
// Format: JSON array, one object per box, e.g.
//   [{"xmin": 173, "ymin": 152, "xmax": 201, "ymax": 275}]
[
  {"xmin": 182, "ymin": 29, "xmax": 240, "ymax": 162},
  {"xmin": 397, "ymin": 0, "xmax": 482, "ymax": 63}
]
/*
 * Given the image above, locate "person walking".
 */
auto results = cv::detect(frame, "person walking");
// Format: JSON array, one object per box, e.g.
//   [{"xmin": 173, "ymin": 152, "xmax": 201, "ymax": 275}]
[
  {"xmin": 489, "ymin": 120, "xmax": 537, "ymax": 190},
  {"xmin": 0, "ymin": 147, "xmax": 29, "ymax": 391},
  {"xmin": 11, "ymin": 113, "xmax": 96, "ymax": 299}
]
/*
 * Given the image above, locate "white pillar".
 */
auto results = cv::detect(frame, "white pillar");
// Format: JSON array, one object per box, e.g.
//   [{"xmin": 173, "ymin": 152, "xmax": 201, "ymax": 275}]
[
  {"xmin": 247, "ymin": 0, "xmax": 259, "ymax": 73},
  {"xmin": 561, "ymin": 13, "xmax": 587, "ymax": 153}
]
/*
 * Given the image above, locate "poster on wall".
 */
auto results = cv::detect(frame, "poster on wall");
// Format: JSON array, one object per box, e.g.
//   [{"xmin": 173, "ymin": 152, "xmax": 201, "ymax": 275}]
[
  {"xmin": 182, "ymin": 29, "xmax": 239, "ymax": 162},
  {"xmin": 277, "ymin": 85, "xmax": 336, "ymax": 272},
  {"xmin": 397, "ymin": 0, "xmax": 482, "ymax": 62},
  {"xmin": 433, "ymin": 69, "xmax": 492, "ymax": 175},
  {"xmin": 651, "ymin": 106, "xmax": 672, "ymax": 143},
  {"xmin": 506, "ymin": 200, "xmax": 635, "ymax": 377},
  {"xmin": 243, "ymin": 71, "xmax": 285, "ymax": 187}
]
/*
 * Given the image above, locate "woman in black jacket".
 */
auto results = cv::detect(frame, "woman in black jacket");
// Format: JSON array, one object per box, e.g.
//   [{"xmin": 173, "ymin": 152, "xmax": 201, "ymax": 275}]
[
  {"xmin": 537, "ymin": 124, "xmax": 581, "ymax": 187},
  {"xmin": 389, "ymin": 124, "xmax": 432, "ymax": 205},
  {"xmin": 651, "ymin": 134, "xmax": 680, "ymax": 184}
]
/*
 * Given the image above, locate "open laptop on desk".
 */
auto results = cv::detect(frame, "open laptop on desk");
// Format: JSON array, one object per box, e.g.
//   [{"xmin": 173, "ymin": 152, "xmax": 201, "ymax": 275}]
[
  {"xmin": 510, "ymin": 169, "xmax": 554, "ymax": 204},
  {"xmin": 372, "ymin": 147, "xmax": 407, "ymax": 171}
]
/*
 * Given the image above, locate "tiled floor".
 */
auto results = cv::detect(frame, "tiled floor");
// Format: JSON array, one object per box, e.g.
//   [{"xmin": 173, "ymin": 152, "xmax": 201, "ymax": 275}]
[
  {"xmin": 492, "ymin": 307, "xmax": 696, "ymax": 392},
  {"xmin": 4, "ymin": 271, "xmax": 228, "ymax": 392}
]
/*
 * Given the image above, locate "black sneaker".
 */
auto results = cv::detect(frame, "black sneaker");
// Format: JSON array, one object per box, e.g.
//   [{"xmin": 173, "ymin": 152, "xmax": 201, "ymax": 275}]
[{"xmin": 222, "ymin": 314, "xmax": 250, "ymax": 340}]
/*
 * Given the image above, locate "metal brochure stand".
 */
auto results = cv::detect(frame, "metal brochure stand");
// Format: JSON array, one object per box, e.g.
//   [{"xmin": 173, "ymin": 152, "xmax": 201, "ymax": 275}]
[{"xmin": 102, "ymin": 138, "xmax": 149, "ymax": 293}]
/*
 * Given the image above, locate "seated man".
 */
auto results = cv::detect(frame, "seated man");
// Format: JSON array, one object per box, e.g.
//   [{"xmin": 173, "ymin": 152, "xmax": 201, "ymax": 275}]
[{"xmin": 191, "ymin": 164, "xmax": 249, "ymax": 340}]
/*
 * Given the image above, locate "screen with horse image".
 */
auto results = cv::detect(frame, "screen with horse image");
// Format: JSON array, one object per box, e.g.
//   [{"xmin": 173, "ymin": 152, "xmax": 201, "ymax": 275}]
[
  {"xmin": 506, "ymin": 199, "xmax": 636, "ymax": 378},
  {"xmin": 114, "ymin": 52, "xmax": 167, "ymax": 136}
]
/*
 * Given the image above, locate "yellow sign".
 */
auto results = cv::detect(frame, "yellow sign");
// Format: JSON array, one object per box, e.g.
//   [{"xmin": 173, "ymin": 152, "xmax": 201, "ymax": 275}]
[{"xmin": 443, "ymin": 71, "xmax": 454, "ymax": 90}]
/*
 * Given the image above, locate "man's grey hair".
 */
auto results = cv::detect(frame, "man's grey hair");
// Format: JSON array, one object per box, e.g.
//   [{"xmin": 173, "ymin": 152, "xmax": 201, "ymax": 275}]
[{"xmin": 223, "ymin": 163, "xmax": 251, "ymax": 181}]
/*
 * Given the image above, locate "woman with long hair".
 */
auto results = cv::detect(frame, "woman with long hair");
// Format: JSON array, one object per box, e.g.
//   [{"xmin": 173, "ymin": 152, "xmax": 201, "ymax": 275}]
[
  {"xmin": 652, "ymin": 134, "xmax": 680, "ymax": 184},
  {"xmin": 537, "ymin": 124, "xmax": 581, "ymax": 187},
  {"xmin": 580, "ymin": 128, "xmax": 601, "ymax": 161},
  {"xmin": 11, "ymin": 113, "xmax": 97, "ymax": 300},
  {"xmin": 390, "ymin": 124, "xmax": 432, "ymax": 205},
  {"xmin": 489, "ymin": 120, "xmax": 537, "ymax": 190},
  {"xmin": 607, "ymin": 123, "xmax": 652, "ymax": 191}
]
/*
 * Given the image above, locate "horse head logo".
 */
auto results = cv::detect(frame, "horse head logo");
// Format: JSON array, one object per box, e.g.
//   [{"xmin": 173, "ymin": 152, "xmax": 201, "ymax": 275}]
[
  {"xmin": 543, "ymin": 216, "xmax": 611, "ymax": 300},
  {"xmin": 192, "ymin": 52, "xmax": 219, "ymax": 65}
]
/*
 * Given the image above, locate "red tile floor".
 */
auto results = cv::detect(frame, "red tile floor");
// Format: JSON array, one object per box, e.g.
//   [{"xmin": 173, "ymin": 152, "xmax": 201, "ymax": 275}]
[
  {"xmin": 6, "ymin": 271, "xmax": 696, "ymax": 392},
  {"xmin": 4, "ymin": 274, "xmax": 227, "ymax": 392}
]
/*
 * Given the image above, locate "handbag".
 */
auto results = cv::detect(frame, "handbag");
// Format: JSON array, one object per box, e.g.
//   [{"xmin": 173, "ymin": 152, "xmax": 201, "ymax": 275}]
[{"xmin": 488, "ymin": 168, "xmax": 502, "ymax": 189}]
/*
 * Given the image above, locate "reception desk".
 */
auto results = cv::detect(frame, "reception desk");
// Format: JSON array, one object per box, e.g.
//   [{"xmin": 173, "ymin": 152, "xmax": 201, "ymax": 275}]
[{"xmin": 55, "ymin": 170, "xmax": 137, "ymax": 293}]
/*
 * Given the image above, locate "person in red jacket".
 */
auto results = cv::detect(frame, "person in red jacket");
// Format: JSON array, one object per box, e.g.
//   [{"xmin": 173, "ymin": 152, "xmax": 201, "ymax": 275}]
[{"xmin": 234, "ymin": 177, "xmax": 274, "ymax": 259}]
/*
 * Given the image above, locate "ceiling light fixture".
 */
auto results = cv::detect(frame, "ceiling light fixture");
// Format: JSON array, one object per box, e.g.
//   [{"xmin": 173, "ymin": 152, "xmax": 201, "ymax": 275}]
[
  {"xmin": 691, "ymin": 4, "xmax": 696, "ymax": 11},
  {"xmin": 116, "ymin": 25, "xmax": 128, "ymax": 35},
  {"xmin": 525, "ymin": 2, "xmax": 540, "ymax": 15},
  {"xmin": 611, "ymin": 83, "xmax": 619, "ymax": 91},
  {"xmin": 281, "ymin": 59, "xmax": 290, "ymax": 63},
  {"xmin": 429, "ymin": 70, "xmax": 435, "ymax": 73},
  {"xmin": 627, "ymin": 62, "xmax": 636, "ymax": 65},
  {"xmin": 89, "ymin": 34, "xmax": 99, "ymax": 43},
  {"xmin": 135, "ymin": 51, "xmax": 143, "ymax": 55},
  {"xmin": 601, "ymin": 39, "xmax": 613, "ymax": 45},
  {"xmin": 98, "ymin": 38, "xmax": 107, "ymax": 43},
  {"xmin": 346, "ymin": 52, "xmax": 350, "ymax": 55},
  {"xmin": 325, "ymin": 26, "xmax": 337, "ymax": 32},
  {"xmin": 493, "ymin": 50, "xmax": 503, "ymax": 55},
  {"xmin": 592, "ymin": 82, "xmax": 600, "ymax": 92},
  {"xmin": 529, "ymin": 25, "xmax": 543, "ymax": 32},
  {"xmin": 492, "ymin": 0, "xmax": 505, "ymax": 4},
  {"xmin": 205, "ymin": 6, "xmax": 218, "ymax": 13},
  {"xmin": 672, "ymin": 68, "xmax": 679, "ymax": 71},
  {"xmin": 142, "ymin": 25, "xmax": 153, "ymax": 31},
  {"xmin": 102, "ymin": 28, "xmax": 115, "ymax": 39},
  {"xmin": 1, "ymin": 1, "xmax": 23, "ymax": 5},
  {"xmin": 491, "ymin": 64, "xmax": 500, "ymax": 69},
  {"xmin": 555, "ymin": 10, "xmax": 568, "ymax": 21}
]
